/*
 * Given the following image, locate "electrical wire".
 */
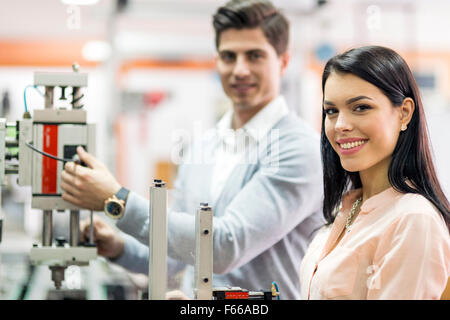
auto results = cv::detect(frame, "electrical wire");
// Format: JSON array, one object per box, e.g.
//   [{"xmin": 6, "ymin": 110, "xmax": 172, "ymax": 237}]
[
  {"xmin": 271, "ymin": 281, "xmax": 280, "ymax": 300},
  {"xmin": 23, "ymin": 85, "xmax": 44, "ymax": 113},
  {"xmin": 25, "ymin": 142, "xmax": 76, "ymax": 163}
]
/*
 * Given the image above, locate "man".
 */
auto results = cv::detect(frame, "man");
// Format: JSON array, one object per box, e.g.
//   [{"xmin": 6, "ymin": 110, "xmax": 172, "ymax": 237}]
[{"xmin": 61, "ymin": 0, "xmax": 324, "ymax": 299}]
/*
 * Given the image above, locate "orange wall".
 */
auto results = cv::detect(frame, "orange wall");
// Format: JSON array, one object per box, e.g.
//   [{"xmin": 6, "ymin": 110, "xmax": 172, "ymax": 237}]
[
  {"xmin": 0, "ymin": 40, "xmax": 216, "ymax": 71},
  {"xmin": 0, "ymin": 40, "xmax": 98, "ymax": 68}
]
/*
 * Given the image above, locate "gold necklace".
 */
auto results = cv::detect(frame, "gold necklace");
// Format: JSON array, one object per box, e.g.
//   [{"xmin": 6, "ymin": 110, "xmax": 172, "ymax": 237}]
[{"xmin": 345, "ymin": 197, "xmax": 362, "ymax": 232}]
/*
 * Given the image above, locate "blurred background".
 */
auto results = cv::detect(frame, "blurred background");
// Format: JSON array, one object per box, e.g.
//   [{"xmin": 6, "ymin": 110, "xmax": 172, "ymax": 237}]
[{"xmin": 0, "ymin": 0, "xmax": 449, "ymax": 299}]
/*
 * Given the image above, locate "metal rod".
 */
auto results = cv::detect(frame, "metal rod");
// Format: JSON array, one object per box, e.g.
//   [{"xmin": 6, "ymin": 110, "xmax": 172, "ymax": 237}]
[
  {"xmin": 72, "ymin": 87, "xmax": 84, "ymax": 109},
  {"xmin": 5, "ymin": 137, "xmax": 18, "ymax": 147},
  {"xmin": 50, "ymin": 265, "xmax": 66, "ymax": 290},
  {"xmin": 149, "ymin": 179, "xmax": 167, "ymax": 300},
  {"xmin": 44, "ymin": 86, "xmax": 54, "ymax": 109},
  {"xmin": 69, "ymin": 210, "xmax": 80, "ymax": 247},
  {"xmin": 89, "ymin": 210, "xmax": 95, "ymax": 245},
  {"xmin": 42, "ymin": 210, "xmax": 53, "ymax": 246},
  {"xmin": 194, "ymin": 203, "xmax": 213, "ymax": 300}
]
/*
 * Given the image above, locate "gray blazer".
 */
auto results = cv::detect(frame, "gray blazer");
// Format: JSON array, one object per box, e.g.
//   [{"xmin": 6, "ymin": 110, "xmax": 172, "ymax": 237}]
[{"xmin": 114, "ymin": 113, "xmax": 325, "ymax": 299}]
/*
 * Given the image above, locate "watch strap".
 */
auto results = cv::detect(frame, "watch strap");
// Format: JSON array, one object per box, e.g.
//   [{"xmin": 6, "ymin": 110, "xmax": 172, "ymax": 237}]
[{"xmin": 115, "ymin": 187, "xmax": 130, "ymax": 203}]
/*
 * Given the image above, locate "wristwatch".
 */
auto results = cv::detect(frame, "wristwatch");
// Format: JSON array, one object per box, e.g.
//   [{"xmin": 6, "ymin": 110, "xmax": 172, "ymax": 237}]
[{"xmin": 104, "ymin": 187, "xmax": 130, "ymax": 220}]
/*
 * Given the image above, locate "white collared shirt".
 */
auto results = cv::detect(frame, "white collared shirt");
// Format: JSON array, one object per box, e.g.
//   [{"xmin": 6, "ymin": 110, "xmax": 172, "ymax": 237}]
[{"xmin": 210, "ymin": 96, "xmax": 289, "ymax": 204}]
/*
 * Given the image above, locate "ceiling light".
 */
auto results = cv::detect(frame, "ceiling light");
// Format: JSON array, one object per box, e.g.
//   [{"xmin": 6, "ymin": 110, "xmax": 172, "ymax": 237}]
[
  {"xmin": 82, "ymin": 41, "xmax": 112, "ymax": 62},
  {"xmin": 61, "ymin": 0, "xmax": 100, "ymax": 6}
]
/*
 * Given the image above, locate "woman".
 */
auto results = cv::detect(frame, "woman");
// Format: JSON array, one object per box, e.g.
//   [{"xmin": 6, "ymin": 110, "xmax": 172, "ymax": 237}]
[{"xmin": 299, "ymin": 46, "xmax": 450, "ymax": 300}]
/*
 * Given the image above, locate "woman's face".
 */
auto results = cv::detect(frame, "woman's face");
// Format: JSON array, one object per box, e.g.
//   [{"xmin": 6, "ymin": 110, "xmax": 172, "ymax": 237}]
[{"xmin": 323, "ymin": 72, "xmax": 403, "ymax": 174}]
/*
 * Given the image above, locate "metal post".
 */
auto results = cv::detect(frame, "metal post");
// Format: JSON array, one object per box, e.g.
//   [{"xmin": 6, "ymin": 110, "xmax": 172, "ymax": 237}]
[
  {"xmin": 42, "ymin": 85, "xmax": 54, "ymax": 248},
  {"xmin": 0, "ymin": 187, "xmax": 2, "ymax": 244},
  {"xmin": 42, "ymin": 210, "xmax": 53, "ymax": 246},
  {"xmin": 89, "ymin": 210, "xmax": 95, "ymax": 245},
  {"xmin": 71, "ymin": 63, "xmax": 84, "ymax": 110},
  {"xmin": 44, "ymin": 86, "xmax": 54, "ymax": 109},
  {"xmin": 69, "ymin": 210, "xmax": 80, "ymax": 247},
  {"xmin": 148, "ymin": 179, "xmax": 167, "ymax": 300},
  {"xmin": 50, "ymin": 265, "xmax": 65, "ymax": 290},
  {"xmin": 72, "ymin": 87, "xmax": 83, "ymax": 109},
  {"xmin": 194, "ymin": 203, "xmax": 213, "ymax": 300}
]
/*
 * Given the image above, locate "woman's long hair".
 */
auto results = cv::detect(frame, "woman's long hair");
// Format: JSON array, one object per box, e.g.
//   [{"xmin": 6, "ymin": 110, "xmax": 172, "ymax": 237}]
[{"xmin": 321, "ymin": 45, "xmax": 450, "ymax": 230}]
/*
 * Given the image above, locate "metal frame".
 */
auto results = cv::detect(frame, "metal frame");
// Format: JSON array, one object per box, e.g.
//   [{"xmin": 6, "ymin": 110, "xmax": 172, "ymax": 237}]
[
  {"xmin": 194, "ymin": 203, "xmax": 213, "ymax": 300},
  {"xmin": 148, "ymin": 179, "xmax": 167, "ymax": 300}
]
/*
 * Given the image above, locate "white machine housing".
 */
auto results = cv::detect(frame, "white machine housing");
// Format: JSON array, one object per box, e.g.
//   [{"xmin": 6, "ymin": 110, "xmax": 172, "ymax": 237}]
[{"xmin": 0, "ymin": 66, "xmax": 98, "ymax": 290}]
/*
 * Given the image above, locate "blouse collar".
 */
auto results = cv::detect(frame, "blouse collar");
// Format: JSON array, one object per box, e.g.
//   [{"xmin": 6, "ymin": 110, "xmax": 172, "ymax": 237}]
[{"xmin": 340, "ymin": 186, "xmax": 402, "ymax": 217}]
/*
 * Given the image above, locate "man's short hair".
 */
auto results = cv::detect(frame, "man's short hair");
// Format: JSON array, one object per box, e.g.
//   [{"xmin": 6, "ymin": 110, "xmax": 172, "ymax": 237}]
[{"xmin": 213, "ymin": 0, "xmax": 290, "ymax": 55}]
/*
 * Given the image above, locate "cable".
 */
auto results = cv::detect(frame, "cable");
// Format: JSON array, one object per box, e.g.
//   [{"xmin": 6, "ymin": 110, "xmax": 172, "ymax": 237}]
[
  {"xmin": 25, "ymin": 142, "xmax": 75, "ymax": 163},
  {"xmin": 23, "ymin": 85, "xmax": 44, "ymax": 113},
  {"xmin": 271, "ymin": 281, "xmax": 280, "ymax": 300}
]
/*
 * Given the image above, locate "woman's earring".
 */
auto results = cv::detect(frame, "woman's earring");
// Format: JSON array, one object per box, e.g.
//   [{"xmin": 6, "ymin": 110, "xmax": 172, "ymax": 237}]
[{"xmin": 401, "ymin": 123, "xmax": 407, "ymax": 131}]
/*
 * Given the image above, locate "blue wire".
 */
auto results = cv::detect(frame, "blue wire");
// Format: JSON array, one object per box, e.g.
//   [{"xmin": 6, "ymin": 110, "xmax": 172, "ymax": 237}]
[
  {"xmin": 272, "ymin": 281, "xmax": 280, "ymax": 300},
  {"xmin": 23, "ymin": 85, "xmax": 44, "ymax": 113}
]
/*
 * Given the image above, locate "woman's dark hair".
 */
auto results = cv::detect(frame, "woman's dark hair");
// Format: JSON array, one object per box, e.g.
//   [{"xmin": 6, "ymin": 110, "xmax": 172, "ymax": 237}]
[
  {"xmin": 212, "ymin": 0, "xmax": 289, "ymax": 55},
  {"xmin": 321, "ymin": 45, "xmax": 450, "ymax": 230}
]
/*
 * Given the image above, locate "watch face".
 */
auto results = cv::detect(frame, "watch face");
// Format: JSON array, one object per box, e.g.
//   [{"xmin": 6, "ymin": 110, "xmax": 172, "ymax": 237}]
[{"xmin": 106, "ymin": 201, "xmax": 123, "ymax": 217}]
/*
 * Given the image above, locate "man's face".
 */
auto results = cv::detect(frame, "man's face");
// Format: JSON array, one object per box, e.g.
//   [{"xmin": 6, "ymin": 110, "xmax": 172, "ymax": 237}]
[{"xmin": 216, "ymin": 28, "xmax": 289, "ymax": 112}]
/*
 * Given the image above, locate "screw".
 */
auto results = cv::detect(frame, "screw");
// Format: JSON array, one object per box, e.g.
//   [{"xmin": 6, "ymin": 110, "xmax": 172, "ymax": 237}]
[{"xmin": 72, "ymin": 63, "xmax": 80, "ymax": 72}]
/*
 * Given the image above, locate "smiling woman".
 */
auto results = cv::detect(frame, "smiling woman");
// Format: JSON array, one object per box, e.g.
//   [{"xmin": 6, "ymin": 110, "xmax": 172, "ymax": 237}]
[
  {"xmin": 320, "ymin": 46, "xmax": 449, "ymax": 227},
  {"xmin": 299, "ymin": 45, "xmax": 450, "ymax": 300},
  {"xmin": 323, "ymin": 72, "xmax": 410, "ymax": 174}
]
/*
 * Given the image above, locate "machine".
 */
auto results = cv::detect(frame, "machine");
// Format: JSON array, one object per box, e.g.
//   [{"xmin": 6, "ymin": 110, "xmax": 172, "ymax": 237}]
[
  {"xmin": 0, "ymin": 64, "xmax": 97, "ymax": 290},
  {"xmin": 146, "ymin": 179, "xmax": 279, "ymax": 300}
]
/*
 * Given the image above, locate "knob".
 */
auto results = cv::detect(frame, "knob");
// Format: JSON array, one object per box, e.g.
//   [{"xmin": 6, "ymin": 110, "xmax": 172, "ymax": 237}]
[{"xmin": 56, "ymin": 237, "xmax": 67, "ymax": 247}]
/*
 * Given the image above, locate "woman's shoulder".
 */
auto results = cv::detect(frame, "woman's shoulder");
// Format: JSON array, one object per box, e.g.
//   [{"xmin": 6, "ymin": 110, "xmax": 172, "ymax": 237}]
[
  {"xmin": 395, "ymin": 192, "xmax": 442, "ymax": 215},
  {"xmin": 391, "ymin": 192, "xmax": 448, "ymax": 232}
]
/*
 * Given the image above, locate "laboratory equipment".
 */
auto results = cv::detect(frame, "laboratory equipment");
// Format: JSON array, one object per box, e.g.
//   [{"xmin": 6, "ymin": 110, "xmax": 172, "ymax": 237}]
[
  {"xmin": 114, "ymin": 178, "xmax": 278, "ymax": 300},
  {"xmin": 0, "ymin": 64, "xmax": 97, "ymax": 290}
]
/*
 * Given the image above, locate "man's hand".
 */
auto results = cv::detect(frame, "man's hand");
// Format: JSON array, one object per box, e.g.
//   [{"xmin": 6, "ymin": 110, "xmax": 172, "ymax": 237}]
[
  {"xmin": 80, "ymin": 216, "xmax": 124, "ymax": 259},
  {"xmin": 166, "ymin": 290, "xmax": 190, "ymax": 300},
  {"xmin": 61, "ymin": 146, "xmax": 121, "ymax": 211}
]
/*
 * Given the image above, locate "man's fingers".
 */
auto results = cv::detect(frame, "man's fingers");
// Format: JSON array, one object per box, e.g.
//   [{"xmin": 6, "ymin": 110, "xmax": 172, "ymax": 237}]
[
  {"xmin": 80, "ymin": 217, "xmax": 108, "ymax": 241},
  {"xmin": 60, "ymin": 170, "xmax": 77, "ymax": 187},
  {"xmin": 166, "ymin": 290, "xmax": 190, "ymax": 300},
  {"xmin": 80, "ymin": 224, "xmax": 90, "ymax": 242},
  {"xmin": 63, "ymin": 161, "xmax": 77, "ymax": 174},
  {"xmin": 61, "ymin": 192, "xmax": 84, "ymax": 208},
  {"xmin": 63, "ymin": 162, "xmax": 91, "ymax": 179},
  {"xmin": 77, "ymin": 146, "xmax": 101, "ymax": 170},
  {"xmin": 60, "ymin": 181, "xmax": 81, "ymax": 198},
  {"xmin": 80, "ymin": 219, "xmax": 91, "ymax": 236},
  {"xmin": 81, "ymin": 224, "xmax": 96, "ymax": 242}
]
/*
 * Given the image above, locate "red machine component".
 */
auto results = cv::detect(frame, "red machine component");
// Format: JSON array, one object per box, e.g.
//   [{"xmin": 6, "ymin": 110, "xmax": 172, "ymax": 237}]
[
  {"xmin": 42, "ymin": 124, "xmax": 58, "ymax": 194},
  {"xmin": 224, "ymin": 291, "xmax": 250, "ymax": 299}
]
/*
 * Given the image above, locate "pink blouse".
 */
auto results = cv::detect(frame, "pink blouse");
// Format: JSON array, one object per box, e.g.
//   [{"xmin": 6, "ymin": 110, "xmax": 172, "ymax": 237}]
[{"xmin": 299, "ymin": 187, "xmax": 450, "ymax": 300}]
